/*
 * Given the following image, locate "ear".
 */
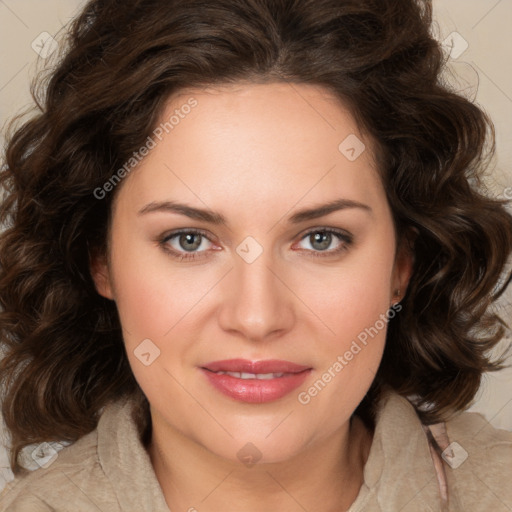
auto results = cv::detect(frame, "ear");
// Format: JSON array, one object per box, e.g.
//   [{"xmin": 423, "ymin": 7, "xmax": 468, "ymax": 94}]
[
  {"xmin": 391, "ymin": 228, "xmax": 417, "ymax": 304},
  {"xmin": 89, "ymin": 248, "xmax": 115, "ymax": 300}
]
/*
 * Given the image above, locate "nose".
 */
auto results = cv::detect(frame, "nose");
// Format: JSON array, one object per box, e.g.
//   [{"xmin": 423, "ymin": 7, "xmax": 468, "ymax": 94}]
[{"xmin": 217, "ymin": 247, "xmax": 296, "ymax": 342}]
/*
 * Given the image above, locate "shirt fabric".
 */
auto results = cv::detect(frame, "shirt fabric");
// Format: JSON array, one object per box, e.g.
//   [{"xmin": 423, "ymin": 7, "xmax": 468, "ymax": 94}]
[{"xmin": 1, "ymin": 390, "xmax": 511, "ymax": 511}]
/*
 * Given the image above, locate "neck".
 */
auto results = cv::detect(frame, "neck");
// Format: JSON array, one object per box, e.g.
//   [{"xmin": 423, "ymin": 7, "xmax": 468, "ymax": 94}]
[{"xmin": 148, "ymin": 413, "xmax": 373, "ymax": 512}]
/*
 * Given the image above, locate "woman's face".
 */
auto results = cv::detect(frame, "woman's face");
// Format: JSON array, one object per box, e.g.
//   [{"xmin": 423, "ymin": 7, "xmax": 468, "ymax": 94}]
[{"xmin": 93, "ymin": 82, "xmax": 411, "ymax": 464}]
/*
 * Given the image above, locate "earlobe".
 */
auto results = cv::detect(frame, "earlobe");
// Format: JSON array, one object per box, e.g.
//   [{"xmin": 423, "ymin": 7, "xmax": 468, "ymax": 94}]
[
  {"xmin": 392, "ymin": 229, "xmax": 417, "ymax": 303},
  {"xmin": 89, "ymin": 251, "xmax": 115, "ymax": 300}
]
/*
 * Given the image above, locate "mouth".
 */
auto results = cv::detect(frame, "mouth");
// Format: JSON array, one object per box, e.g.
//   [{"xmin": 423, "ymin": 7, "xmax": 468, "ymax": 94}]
[
  {"xmin": 202, "ymin": 358, "xmax": 311, "ymax": 374},
  {"xmin": 204, "ymin": 370, "xmax": 289, "ymax": 380},
  {"xmin": 200, "ymin": 359, "xmax": 312, "ymax": 403}
]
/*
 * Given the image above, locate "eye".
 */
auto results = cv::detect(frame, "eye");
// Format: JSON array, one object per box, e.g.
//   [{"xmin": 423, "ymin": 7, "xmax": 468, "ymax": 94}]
[
  {"xmin": 294, "ymin": 228, "xmax": 353, "ymax": 257},
  {"xmin": 159, "ymin": 229, "xmax": 216, "ymax": 261},
  {"xmin": 158, "ymin": 227, "xmax": 353, "ymax": 262}
]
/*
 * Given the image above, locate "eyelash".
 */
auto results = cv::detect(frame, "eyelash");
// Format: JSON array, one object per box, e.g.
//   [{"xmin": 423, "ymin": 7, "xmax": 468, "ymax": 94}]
[{"xmin": 158, "ymin": 227, "xmax": 353, "ymax": 262}]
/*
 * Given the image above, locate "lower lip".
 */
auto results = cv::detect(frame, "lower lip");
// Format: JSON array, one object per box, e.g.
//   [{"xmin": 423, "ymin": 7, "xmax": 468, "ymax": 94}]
[{"xmin": 201, "ymin": 368, "xmax": 312, "ymax": 403}]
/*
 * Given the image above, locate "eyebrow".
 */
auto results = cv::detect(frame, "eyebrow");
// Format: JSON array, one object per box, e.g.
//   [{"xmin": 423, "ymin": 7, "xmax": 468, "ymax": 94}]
[{"xmin": 138, "ymin": 198, "xmax": 372, "ymax": 224}]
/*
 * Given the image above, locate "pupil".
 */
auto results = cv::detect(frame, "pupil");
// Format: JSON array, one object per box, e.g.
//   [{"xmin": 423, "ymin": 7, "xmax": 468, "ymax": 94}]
[
  {"xmin": 312, "ymin": 232, "xmax": 331, "ymax": 251},
  {"xmin": 180, "ymin": 233, "xmax": 201, "ymax": 251}
]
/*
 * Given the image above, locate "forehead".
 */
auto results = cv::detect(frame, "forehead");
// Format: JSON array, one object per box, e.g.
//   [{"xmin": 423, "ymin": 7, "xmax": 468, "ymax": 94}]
[
  {"xmin": 116, "ymin": 82, "xmax": 386, "ymax": 218},
  {"xmin": 166, "ymin": 81, "xmax": 374, "ymax": 164}
]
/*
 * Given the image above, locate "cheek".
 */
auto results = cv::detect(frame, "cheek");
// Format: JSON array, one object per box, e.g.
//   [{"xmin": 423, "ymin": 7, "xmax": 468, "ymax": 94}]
[
  {"xmin": 112, "ymin": 270, "xmax": 173, "ymax": 339},
  {"xmin": 295, "ymin": 269, "xmax": 394, "ymax": 428},
  {"xmin": 110, "ymin": 259, "xmax": 198, "ymax": 396},
  {"xmin": 296, "ymin": 235, "xmax": 395, "ymax": 407},
  {"xmin": 108, "ymin": 229, "xmax": 205, "ymax": 338},
  {"xmin": 107, "ymin": 238, "xmax": 218, "ymax": 394},
  {"xmin": 305, "ymin": 244, "xmax": 395, "ymax": 342}
]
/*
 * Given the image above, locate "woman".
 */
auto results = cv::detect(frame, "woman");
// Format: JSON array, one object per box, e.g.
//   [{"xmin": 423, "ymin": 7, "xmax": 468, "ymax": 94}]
[{"xmin": 1, "ymin": 0, "xmax": 511, "ymax": 510}]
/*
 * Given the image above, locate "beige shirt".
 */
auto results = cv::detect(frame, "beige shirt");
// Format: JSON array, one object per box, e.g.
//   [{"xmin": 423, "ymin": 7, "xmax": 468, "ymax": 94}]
[{"xmin": 1, "ymin": 390, "xmax": 511, "ymax": 511}]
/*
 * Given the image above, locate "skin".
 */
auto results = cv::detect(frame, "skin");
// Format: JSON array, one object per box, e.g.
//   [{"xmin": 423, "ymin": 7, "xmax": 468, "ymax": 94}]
[{"xmin": 92, "ymin": 82, "xmax": 413, "ymax": 512}]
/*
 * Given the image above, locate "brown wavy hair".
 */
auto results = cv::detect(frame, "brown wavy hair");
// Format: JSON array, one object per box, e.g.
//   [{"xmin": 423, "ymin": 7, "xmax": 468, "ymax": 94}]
[{"xmin": 1, "ymin": 0, "xmax": 512, "ymax": 475}]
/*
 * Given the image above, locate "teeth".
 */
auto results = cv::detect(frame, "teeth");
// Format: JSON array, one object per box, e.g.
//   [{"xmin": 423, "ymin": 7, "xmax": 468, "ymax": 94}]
[{"xmin": 215, "ymin": 371, "xmax": 285, "ymax": 379}]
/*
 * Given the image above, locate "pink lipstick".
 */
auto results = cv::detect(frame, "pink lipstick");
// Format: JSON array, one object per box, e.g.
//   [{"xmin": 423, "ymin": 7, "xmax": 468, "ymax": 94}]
[{"xmin": 200, "ymin": 359, "xmax": 312, "ymax": 403}]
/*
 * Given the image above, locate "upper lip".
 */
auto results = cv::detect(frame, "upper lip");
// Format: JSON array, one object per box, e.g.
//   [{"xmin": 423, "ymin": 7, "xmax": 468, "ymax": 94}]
[{"xmin": 202, "ymin": 359, "xmax": 311, "ymax": 374}]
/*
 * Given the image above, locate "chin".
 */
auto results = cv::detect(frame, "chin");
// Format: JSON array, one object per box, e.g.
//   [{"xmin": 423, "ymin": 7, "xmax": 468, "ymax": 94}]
[{"xmin": 196, "ymin": 429, "xmax": 311, "ymax": 467}]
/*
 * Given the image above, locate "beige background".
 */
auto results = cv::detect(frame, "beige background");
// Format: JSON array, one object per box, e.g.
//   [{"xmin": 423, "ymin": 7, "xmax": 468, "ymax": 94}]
[{"xmin": 1, "ymin": 0, "xmax": 511, "ymax": 489}]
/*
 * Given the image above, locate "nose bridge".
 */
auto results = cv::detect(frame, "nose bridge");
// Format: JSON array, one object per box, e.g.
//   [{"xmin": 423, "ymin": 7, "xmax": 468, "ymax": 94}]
[{"xmin": 218, "ymin": 241, "xmax": 294, "ymax": 340}]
